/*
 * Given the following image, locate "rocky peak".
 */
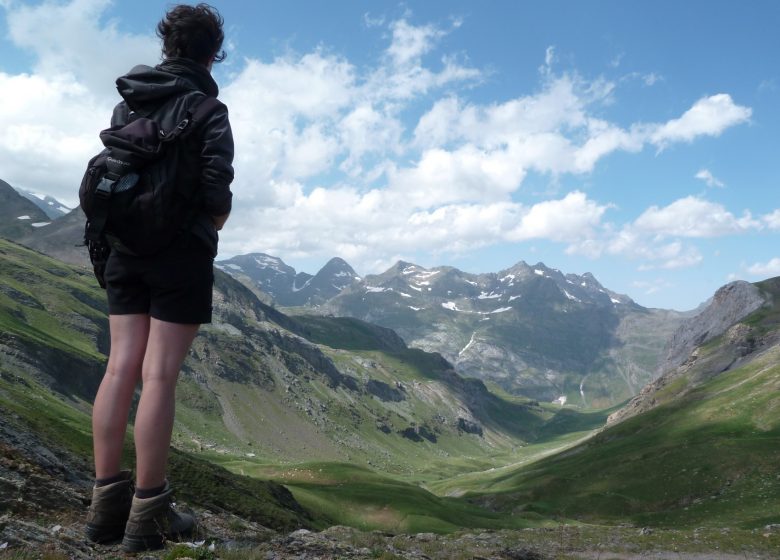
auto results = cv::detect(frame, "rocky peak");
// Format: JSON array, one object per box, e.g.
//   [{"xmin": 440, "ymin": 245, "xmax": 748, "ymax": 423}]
[
  {"xmin": 660, "ymin": 280, "xmax": 766, "ymax": 374},
  {"xmin": 317, "ymin": 257, "xmax": 360, "ymax": 288}
]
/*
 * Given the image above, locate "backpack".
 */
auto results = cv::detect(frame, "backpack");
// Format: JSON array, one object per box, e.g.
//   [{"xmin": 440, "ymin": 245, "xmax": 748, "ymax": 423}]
[{"xmin": 80, "ymin": 94, "xmax": 222, "ymax": 287}]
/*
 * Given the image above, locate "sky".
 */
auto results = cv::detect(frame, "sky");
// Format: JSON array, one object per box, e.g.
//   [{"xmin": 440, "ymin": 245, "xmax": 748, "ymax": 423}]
[{"xmin": 0, "ymin": 0, "xmax": 778, "ymax": 311}]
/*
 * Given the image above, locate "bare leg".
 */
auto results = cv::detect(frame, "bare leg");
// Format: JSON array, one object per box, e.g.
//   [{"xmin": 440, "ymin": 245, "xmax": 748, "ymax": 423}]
[
  {"xmin": 92, "ymin": 314, "xmax": 150, "ymax": 479},
  {"xmin": 133, "ymin": 318, "xmax": 199, "ymax": 489}
]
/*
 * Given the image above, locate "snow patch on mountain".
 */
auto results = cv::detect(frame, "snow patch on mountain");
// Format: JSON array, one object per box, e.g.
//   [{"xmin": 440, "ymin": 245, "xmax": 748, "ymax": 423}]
[
  {"xmin": 563, "ymin": 290, "xmax": 581, "ymax": 302},
  {"xmin": 366, "ymin": 286, "xmax": 390, "ymax": 293},
  {"xmin": 459, "ymin": 332, "xmax": 478, "ymax": 356},
  {"xmin": 478, "ymin": 292, "xmax": 501, "ymax": 299},
  {"xmin": 292, "ymin": 278, "xmax": 312, "ymax": 292},
  {"xmin": 253, "ymin": 255, "xmax": 286, "ymax": 270}
]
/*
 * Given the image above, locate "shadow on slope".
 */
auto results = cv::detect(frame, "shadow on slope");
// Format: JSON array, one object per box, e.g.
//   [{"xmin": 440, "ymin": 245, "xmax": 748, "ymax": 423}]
[{"xmin": 464, "ymin": 343, "xmax": 780, "ymax": 529}]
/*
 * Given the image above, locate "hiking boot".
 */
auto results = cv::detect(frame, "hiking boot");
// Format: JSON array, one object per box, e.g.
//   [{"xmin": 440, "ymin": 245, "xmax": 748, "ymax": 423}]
[
  {"xmin": 85, "ymin": 470, "xmax": 134, "ymax": 543},
  {"xmin": 121, "ymin": 483, "xmax": 196, "ymax": 552}
]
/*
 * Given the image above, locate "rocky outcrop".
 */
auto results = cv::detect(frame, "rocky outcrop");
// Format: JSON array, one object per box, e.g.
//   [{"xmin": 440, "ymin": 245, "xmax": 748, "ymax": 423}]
[
  {"xmin": 660, "ymin": 281, "xmax": 765, "ymax": 375},
  {"xmin": 608, "ymin": 281, "xmax": 774, "ymax": 425}
]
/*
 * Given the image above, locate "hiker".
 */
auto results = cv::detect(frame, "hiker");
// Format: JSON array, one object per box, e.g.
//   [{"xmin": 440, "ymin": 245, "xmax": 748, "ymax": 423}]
[{"xmin": 84, "ymin": 3, "xmax": 234, "ymax": 552}]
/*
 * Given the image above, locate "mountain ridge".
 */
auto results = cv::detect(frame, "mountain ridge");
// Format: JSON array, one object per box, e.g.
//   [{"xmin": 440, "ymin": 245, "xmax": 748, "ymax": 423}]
[
  {"xmin": 216, "ymin": 253, "xmax": 360, "ymax": 307},
  {"xmin": 215, "ymin": 251, "xmax": 682, "ymax": 405},
  {"xmin": 323, "ymin": 258, "xmax": 683, "ymax": 405}
]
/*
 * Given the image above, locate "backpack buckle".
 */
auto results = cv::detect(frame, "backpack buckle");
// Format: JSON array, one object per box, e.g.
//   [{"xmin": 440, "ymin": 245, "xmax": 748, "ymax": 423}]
[{"xmin": 95, "ymin": 175, "xmax": 118, "ymax": 198}]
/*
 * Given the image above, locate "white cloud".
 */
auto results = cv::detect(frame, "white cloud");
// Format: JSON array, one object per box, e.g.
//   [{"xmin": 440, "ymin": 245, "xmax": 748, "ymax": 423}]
[
  {"xmin": 220, "ymin": 188, "xmax": 612, "ymax": 271},
  {"xmin": 762, "ymin": 209, "xmax": 780, "ymax": 229},
  {"xmin": 637, "ymin": 243, "xmax": 703, "ymax": 270},
  {"xmin": 569, "ymin": 227, "xmax": 704, "ymax": 271},
  {"xmin": 747, "ymin": 258, "xmax": 780, "ymax": 278},
  {"xmin": 633, "ymin": 196, "xmax": 759, "ymax": 238},
  {"xmin": 6, "ymin": 0, "xmax": 158, "ymax": 98},
  {"xmin": 649, "ymin": 94, "xmax": 752, "ymax": 146},
  {"xmin": 0, "ymin": 72, "xmax": 109, "ymax": 206},
  {"xmin": 388, "ymin": 144, "xmax": 527, "ymax": 207},
  {"xmin": 338, "ymin": 104, "xmax": 403, "ymax": 176},
  {"xmin": 412, "ymin": 82, "xmax": 750, "ymax": 182},
  {"xmin": 694, "ymin": 168, "xmax": 725, "ymax": 188},
  {"xmin": 507, "ymin": 191, "xmax": 610, "ymax": 242},
  {"xmin": 566, "ymin": 196, "xmax": 760, "ymax": 270},
  {"xmin": 413, "ymin": 76, "xmax": 587, "ymax": 150},
  {"xmin": 386, "ymin": 19, "xmax": 446, "ymax": 68}
]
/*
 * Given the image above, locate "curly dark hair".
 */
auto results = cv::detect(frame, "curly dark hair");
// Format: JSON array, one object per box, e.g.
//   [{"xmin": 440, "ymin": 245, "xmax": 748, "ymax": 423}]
[{"xmin": 156, "ymin": 3, "xmax": 226, "ymax": 65}]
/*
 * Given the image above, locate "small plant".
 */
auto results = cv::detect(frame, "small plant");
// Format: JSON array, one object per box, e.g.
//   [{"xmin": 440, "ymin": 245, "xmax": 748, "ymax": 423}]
[{"xmin": 163, "ymin": 544, "xmax": 218, "ymax": 560}]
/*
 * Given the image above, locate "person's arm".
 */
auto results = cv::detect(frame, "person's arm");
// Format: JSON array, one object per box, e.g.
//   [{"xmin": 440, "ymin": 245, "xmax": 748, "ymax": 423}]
[
  {"xmin": 199, "ymin": 103, "xmax": 234, "ymax": 226},
  {"xmin": 212, "ymin": 212, "xmax": 230, "ymax": 231}
]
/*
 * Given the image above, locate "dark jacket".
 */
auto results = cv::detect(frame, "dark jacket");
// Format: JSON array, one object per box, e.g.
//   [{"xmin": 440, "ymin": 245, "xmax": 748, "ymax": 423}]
[{"xmin": 111, "ymin": 57, "xmax": 234, "ymax": 256}]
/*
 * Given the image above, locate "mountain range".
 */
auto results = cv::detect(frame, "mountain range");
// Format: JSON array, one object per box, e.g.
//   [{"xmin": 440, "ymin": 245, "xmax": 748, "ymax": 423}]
[{"xmin": 216, "ymin": 252, "xmax": 688, "ymax": 406}]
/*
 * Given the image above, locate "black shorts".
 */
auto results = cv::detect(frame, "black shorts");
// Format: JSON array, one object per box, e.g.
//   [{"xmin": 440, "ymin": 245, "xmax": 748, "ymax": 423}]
[{"xmin": 104, "ymin": 238, "xmax": 214, "ymax": 324}]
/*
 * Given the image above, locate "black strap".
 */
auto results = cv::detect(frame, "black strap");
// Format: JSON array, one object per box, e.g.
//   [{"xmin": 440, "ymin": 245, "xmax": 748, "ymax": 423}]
[{"xmin": 161, "ymin": 96, "xmax": 223, "ymax": 142}]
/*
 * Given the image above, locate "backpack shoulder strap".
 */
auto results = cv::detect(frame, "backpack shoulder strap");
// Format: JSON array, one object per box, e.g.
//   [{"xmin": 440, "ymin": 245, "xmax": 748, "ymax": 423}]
[{"xmin": 164, "ymin": 96, "xmax": 224, "ymax": 142}]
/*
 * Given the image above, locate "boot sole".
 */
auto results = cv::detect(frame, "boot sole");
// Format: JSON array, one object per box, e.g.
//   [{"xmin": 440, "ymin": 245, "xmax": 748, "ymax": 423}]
[
  {"xmin": 122, "ymin": 528, "xmax": 195, "ymax": 552},
  {"xmin": 85, "ymin": 523, "xmax": 125, "ymax": 544},
  {"xmin": 122, "ymin": 533, "xmax": 165, "ymax": 552}
]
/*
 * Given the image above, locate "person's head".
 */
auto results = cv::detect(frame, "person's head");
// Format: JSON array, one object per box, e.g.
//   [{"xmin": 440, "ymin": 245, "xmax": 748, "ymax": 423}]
[{"xmin": 156, "ymin": 3, "xmax": 226, "ymax": 68}]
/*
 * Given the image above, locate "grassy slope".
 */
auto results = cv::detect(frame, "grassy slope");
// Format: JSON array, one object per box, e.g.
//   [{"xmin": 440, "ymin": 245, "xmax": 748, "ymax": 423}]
[
  {"xmin": 450, "ymin": 325, "xmax": 780, "ymax": 528},
  {"xmin": 0, "ymin": 239, "xmax": 313, "ymax": 530},
  {"xmin": 0, "ymin": 239, "xmax": 105, "ymax": 360}
]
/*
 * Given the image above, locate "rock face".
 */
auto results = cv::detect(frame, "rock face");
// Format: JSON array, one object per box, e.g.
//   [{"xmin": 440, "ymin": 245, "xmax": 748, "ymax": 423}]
[
  {"xmin": 660, "ymin": 281, "xmax": 765, "ymax": 374},
  {"xmin": 608, "ymin": 280, "xmax": 773, "ymax": 425}
]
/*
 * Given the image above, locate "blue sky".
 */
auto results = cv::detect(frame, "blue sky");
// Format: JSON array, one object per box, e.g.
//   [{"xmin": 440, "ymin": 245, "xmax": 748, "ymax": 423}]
[{"xmin": 1, "ymin": 1, "xmax": 778, "ymax": 311}]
